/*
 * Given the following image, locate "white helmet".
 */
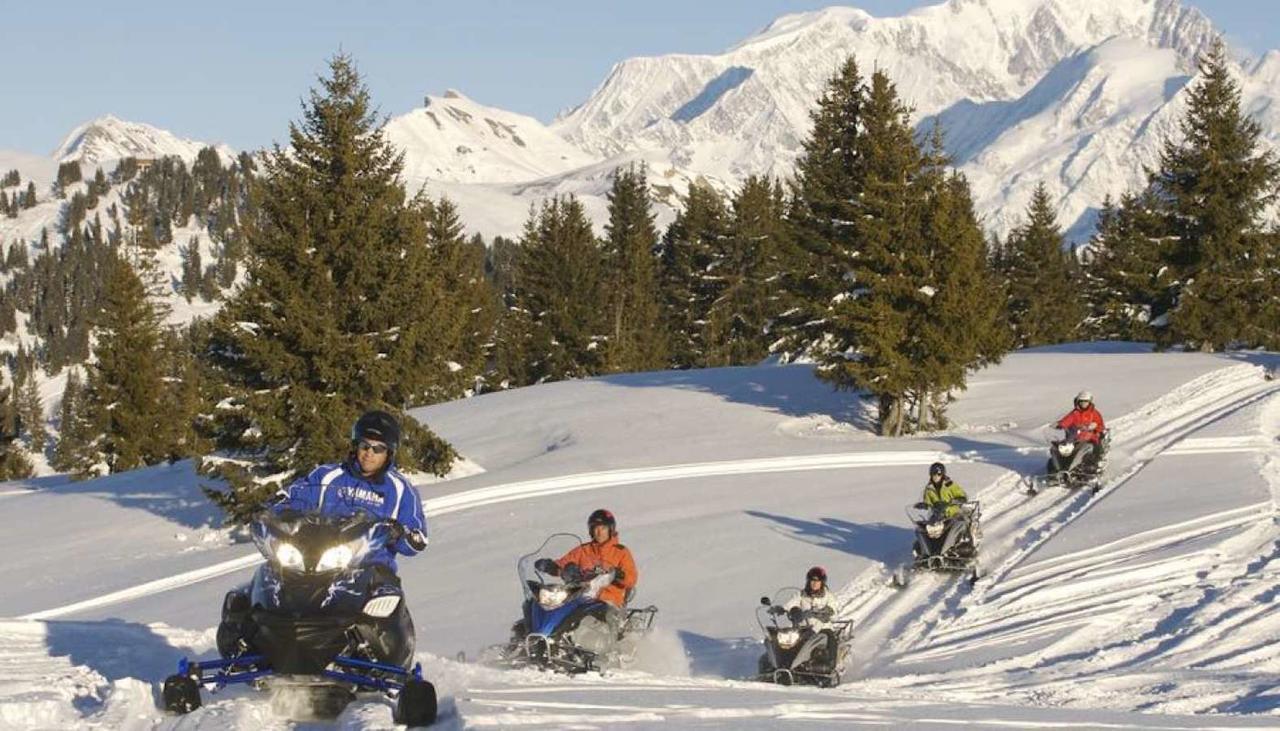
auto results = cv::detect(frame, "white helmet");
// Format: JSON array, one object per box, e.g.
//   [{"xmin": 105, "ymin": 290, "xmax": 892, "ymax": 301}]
[{"xmin": 1075, "ymin": 390, "xmax": 1093, "ymax": 406}]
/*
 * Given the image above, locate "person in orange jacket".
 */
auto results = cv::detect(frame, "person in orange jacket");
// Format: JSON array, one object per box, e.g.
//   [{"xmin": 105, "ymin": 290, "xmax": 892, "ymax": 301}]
[{"xmin": 553, "ymin": 509, "xmax": 638, "ymax": 608}]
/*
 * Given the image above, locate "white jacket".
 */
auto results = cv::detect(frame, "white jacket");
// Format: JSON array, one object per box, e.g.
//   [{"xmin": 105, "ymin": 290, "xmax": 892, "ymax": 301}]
[{"xmin": 784, "ymin": 588, "xmax": 836, "ymax": 631}]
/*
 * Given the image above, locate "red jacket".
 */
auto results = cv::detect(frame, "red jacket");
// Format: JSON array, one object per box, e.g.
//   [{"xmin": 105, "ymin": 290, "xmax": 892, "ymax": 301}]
[
  {"xmin": 1057, "ymin": 405, "xmax": 1105, "ymax": 444},
  {"xmin": 556, "ymin": 534, "xmax": 638, "ymax": 608}
]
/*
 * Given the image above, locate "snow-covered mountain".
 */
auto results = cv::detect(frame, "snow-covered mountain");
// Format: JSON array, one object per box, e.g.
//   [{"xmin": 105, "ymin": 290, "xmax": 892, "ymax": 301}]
[
  {"xmin": 2, "ymin": 345, "xmax": 1278, "ymax": 727},
  {"xmin": 52, "ymin": 114, "xmax": 234, "ymax": 167}
]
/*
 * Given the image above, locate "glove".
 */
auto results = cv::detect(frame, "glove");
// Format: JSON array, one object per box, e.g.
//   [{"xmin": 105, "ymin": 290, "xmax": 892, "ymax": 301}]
[
  {"xmin": 816, "ymin": 607, "xmax": 835, "ymax": 621},
  {"xmin": 788, "ymin": 606, "xmax": 803, "ymax": 623},
  {"xmin": 914, "ymin": 502, "xmax": 928, "ymax": 510},
  {"xmin": 562, "ymin": 564, "xmax": 584, "ymax": 583},
  {"xmin": 611, "ymin": 566, "xmax": 627, "ymax": 587},
  {"xmin": 534, "ymin": 558, "xmax": 560, "ymax": 576}
]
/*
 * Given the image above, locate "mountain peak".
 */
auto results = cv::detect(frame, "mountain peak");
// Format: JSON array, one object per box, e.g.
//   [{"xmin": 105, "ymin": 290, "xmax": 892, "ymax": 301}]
[{"xmin": 53, "ymin": 116, "xmax": 231, "ymax": 167}]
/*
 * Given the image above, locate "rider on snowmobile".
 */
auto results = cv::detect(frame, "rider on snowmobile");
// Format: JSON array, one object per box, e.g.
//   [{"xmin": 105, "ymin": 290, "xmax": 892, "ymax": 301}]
[
  {"xmin": 922, "ymin": 462, "xmax": 967, "ymax": 518},
  {"xmin": 217, "ymin": 410, "xmax": 428, "ymax": 657},
  {"xmin": 542, "ymin": 509, "xmax": 638, "ymax": 608},
  {"xmin": 778, "ymin": 566, "xmax": 839, "ymax": 664},
  {"xmin": 1055, "ymin": 390, "xmax": 1106, "ymax": 469}
]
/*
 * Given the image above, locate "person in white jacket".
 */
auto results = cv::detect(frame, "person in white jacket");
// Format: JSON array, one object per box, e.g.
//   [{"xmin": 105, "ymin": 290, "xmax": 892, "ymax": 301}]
[{"xmin": 783, "ymin": 566, "xmax": 839, "ymax": 666}]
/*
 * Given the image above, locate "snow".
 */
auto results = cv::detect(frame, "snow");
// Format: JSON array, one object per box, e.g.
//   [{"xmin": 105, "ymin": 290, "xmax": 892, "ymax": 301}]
[
  {"xmin": 52, "ymin": 115, "xmax": 235, "ymax": 168},
  {"xmin": 1, "ymin": 345, "xmax": 1279, "ymax": 726}
]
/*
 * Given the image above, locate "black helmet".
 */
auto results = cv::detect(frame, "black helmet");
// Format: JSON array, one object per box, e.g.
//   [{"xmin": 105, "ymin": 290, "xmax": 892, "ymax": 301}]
[
  {"xmin": 929, "ymin": 462, "xmax": 946, "ymax": 478},
  {"xmin": 806, "ymin": 566, "xmax": 827, "ymax": 584},
  {"xmin": 588, "ymin": 508, "xmax": 617, "ymax": 534},
  {"xmin": 352, "ymin": 410, "xmax": 401, "ymax": 456}
]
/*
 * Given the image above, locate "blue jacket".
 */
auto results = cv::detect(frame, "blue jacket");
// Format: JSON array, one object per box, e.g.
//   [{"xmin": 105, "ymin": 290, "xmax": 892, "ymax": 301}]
[{"xmin": 274, "ymin": 460, "xmax": 428, "ymax": 571}]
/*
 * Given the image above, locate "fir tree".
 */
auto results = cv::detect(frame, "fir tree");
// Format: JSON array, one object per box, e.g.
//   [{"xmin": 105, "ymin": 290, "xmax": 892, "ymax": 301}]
[
  {"xmin": 997, "ymin": 183, "xmax": 1083, "ymax": 348},
  {"xmin": 422, "ymin": 197, "xmax": 496, "ymax": 397},
  {"xmin": 775, "ymin": 57, "xmax": 868, "ymax": 360},
  {"xmin": 78, "ymin": 253, "xmax": 171, "ymax": 475},
  {"xmin": 702, "ymin": 175, "xmax": 788, "ymax": 366},
  {"xmin": 1079, "ymin": 192, "xmax": 1172, "ymax": 341},
  {"xmin": 22, "ymin": 181, "xmax": 37, "ymax": 209},
  {"xmin": 1152, "ymin": 40, "xmax": 1280, "ymax": 350},
  {"xmin": 17, "ymin": 374, "xmax": 45, "ymax": 454},
  {"xmin": 180, "ymin": 237, "xmax": 202, "ymax": 301},
  {"xmin": 658, "ymin": 181, "xmax": 727, "ymax": 368},
  {"xmin": 52, "ymin": 369, "xmax": 90, "ymax": 472},
  {"xmin": 0, "ymin": 387, "xmax": 33, "ymax": 480},
  {"xmin": 505, "ymin": 196, "xmax": 607, "ymax": 384},
  {"xmin": 601, "ymin": 164, "xmax": 667, "ymax": 372},
  {"xmin": 201, "ymin": 55, "xmax": 456, "ymax": 522}
]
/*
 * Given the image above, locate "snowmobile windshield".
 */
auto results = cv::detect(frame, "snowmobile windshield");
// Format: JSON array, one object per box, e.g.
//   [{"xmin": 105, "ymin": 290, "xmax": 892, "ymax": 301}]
[
  {"xmin": 516, "ymin": 533, "xmax": 587, "ymax": 601},
  {"xmin": 757, "ymin": 587, "xmax": 803, "ymax": 632},
  {"xmin": 251, "ymin": 508, "xmax": 391, "ymax": 575},
  {"xmin": 1044, "ymin": 425, "xmax": 1087, "ymax": 444}
]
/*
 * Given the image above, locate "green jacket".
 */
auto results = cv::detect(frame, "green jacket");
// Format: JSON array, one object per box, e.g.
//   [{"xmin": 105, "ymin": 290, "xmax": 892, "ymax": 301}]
[{"xmin": 923, "ymin": 478, "xmax": 967, "ymax": 517}]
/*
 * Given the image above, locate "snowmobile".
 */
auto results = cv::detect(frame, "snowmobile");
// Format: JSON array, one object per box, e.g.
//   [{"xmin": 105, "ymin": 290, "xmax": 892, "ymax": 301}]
[
  {"xmin": 892, "ymin": 500, "xmax": 982, "ymax": 587},
  {"xmin": 486, "ymin": 533, "xmax": 657, "ymax": 674},
  {"xmin": 755, "ymin": 588, "xmax": 852, "ymax": 687},
  {"xmin": 161, "ymin": 508, "xmax": 437, "ymax": 726},
  {"xmin": 1020, "ymin": 426, "xmax": 1110, "ymax": 495}
]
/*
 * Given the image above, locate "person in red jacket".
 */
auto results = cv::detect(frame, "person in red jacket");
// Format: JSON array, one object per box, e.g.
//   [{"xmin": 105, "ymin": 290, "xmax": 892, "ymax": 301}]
[{"xmin": 1056, "ymin": 390, "xmax": 1106, "ymax": 470}]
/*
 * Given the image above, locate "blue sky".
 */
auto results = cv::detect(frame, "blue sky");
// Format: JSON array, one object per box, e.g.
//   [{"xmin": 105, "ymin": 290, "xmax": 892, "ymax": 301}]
[{"xmin": 2, "ymin": 0, "xmax": 1275, "ymax": 155}]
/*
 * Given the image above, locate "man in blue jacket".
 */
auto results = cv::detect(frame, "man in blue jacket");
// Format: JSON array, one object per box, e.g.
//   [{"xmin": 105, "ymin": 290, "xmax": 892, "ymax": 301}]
[
  {"xmin": 273, "ymin": 410, "xmax": 429, "ymax": 571},
  {"xmin": 216, "ymin": 410, "xmax": 428, "ymax": 657}
]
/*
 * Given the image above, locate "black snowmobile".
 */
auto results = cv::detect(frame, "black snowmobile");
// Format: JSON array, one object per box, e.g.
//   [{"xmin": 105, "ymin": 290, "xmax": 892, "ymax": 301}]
[
  {"xmin": 755, "ymin": 588, "xmax": 852, "ymax": 687},
  {"xmin": 485, "ymin": 533, "xmax": 657, "ymax": 674},
  {"xmin": 892, "ymin": 500, "xmax": 982, "ymax": 587},
  {"xmin": 161, "ymin": 508, "xmax": 437, "ymax": 726},
  {"xmin": 1021, "ymin": 426, "xmax": 1110, "ymax": 494}
]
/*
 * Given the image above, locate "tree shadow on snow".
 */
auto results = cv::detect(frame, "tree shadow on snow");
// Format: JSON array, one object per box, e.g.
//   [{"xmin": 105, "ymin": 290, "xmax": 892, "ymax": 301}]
[
  {"xmin": 43, "ymin": 618, "xmax": 189, "ymax": 715},
  {"xmin": 602, "ymin": 364, "xmax": 877, "ymax": 430},
  {"xmin": 675, "ymin": 630, "xmax": 761, "ymax": 679},
  {"xmin": 33, "ymin": 459, "xmax": 224, "ymax": 531},
  {"xmin": 745, "ymin": 510, "xmax": 912, "ymax": 563}
]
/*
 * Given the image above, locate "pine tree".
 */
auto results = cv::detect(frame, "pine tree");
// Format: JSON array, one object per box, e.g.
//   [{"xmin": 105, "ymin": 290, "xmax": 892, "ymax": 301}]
[
  {"xmin": 18, "ymin": 375, "xmax": 45, "ymax": 454},
  {"xmin": 1152, "ymin": 40, "xmax": 1280, "ymax": 350},
  {"xmin": 658, "ymin": 181, "xmax": 727, "ymax": 368},
  {"xmin": 1079, "ymin": 192, "xmax": 1172, "ymax": 341},
  {"xmin": 997, "ymin": 183, "xmax": 1084, "ymax": 348},
  {"xmin": 201, "ymin": 55, "xmax": 456, "ymax": 522},
  {"xmin": 775, "ymin": 57, "xmax": 868, "ymax": 361},
  {"xmin": 0, "ymin": 387, "xmax": 33, "ymax": 479},
  {"xmin": 180, "ymin": 236, "xmax": 203, "ymax": 301},
  {"xmin": 422, "ymin": 197, "xmax": 496, "ymax": 397},
  {"xmin": 505, "ymin": 196, "xmax": 608, "ymax": 384},
  {"xmin": 702, "ymin": 175, "xmax": 788, "ymax": 366},
  {"xmin": 78, "ymin": 253, "xmax": 170, "ymax": 475},
  {"xmin": 602, "ymin": 164, "xmax": 667, "ymax": 372},
  {"xmin": 52, "ymin": 369, "xmax": 89, "ymax": 472},
  {"xmin": 22, "ymin": 181, "xmax": 37, "ymax": 209}
]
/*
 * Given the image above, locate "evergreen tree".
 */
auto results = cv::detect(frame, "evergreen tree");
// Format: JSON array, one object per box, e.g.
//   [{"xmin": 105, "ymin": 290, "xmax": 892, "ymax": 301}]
[
  {"xmin": 0, "ymin": 387, "xmax": 33, "ymax": 479},
  {"xmin": 201, "ymin": 55, "xmax": 456, "ymax": 522},
  {"xmin": 422, "ymin": 197, "xmax": 496, "ymax": 396},
  {"xmin": 702, "ymin": 175, "xmax": 788, "ymax": 366},
  {"xmin": 180, "ymin": 236, "xmax": 203, "ymax": 301},
  {"xmin": 601, "ymin": 164, "xmax": 667, "ymax": 372},
  {"xmin": 1079, "ymin": 192, "xmax": 1172, "ymax": 341},
  {"xmin": 504, "ymin": 196, "xmax": 607, "ymax": 384},
  {"xmin": 78, "ymin": 253, "xmax": 171, "ymax": 476},
  {"xmin": 658, "ymin": 181, "xmax": 727, "ymax": 368},
  {"xmin": 775, "ymin": 57, "xmax": 868, "ymax": 360},
  {"xmin": 17, "ymin": 374, "xmax": 45, "ymax": 454},
  {"xmin": 1152, "ymin": 40, "xmax": 1280, "ymax": 350},
  {"xmin": 54, "ymin": 161, "xmax": 82, "ymax": 198},
  {"xmin": 22, "ymin": 181, "xmax": 37, "ymax": 209},
  {"xmin": 52, "ymin": 369, "xmax": 90, "ymax": 472},
  {"xmin": 997, "ymin": 183, "xmax": 1083, "ymax": 348}
]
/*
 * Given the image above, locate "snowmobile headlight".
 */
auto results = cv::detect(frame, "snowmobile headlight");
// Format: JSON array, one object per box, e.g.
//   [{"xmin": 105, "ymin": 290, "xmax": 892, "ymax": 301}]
[
  {"xmin": 1058, "ymin": 441, "xmax": 1076, "ymax": 457},
  {"xmin": 926, "ymin": 522, "xmax": 946, "ymax": 539},
  {"xmin": 363, "ymin": 595, "xmax": 401, "ymax": 618},
  {"xmin": 776, "ymin": 628, "xmax": 802, "ymax": 649},
  {"xmin": 316, "ymin": 544, "xmax": 354, "ymax": 572},
  {"xmin": 538, "ymin": 586, "xmax": 569, "ymax": 609},
  {"xmin": 275, "ymin": 542, "xmax": 304, "ymax": 570}
]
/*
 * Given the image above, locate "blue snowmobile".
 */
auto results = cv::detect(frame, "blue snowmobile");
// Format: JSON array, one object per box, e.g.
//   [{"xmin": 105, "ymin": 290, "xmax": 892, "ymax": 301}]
[
  {"xmin": 489, "ymin": 533, "xmax": 657, "ymax": 673},
  {"xmin": 161, "ymin": 508, "xmax": 436, "ymax": 725}
]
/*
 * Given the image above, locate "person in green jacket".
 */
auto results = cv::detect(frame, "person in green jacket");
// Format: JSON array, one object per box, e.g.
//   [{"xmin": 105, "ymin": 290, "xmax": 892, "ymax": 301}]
[{"xmin": 922, "ymin": 462, "xmax": 967, "ymax": 518}]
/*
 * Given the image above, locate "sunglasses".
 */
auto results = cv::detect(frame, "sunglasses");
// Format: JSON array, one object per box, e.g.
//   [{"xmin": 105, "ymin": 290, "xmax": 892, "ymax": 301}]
[{"xmin": 356, "ymin": 439, "xmax": 388, "ymax": 455}]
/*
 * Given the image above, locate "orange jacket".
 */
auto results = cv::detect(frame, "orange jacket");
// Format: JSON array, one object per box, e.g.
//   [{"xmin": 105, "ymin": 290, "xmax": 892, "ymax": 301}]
[
  {"xmin": 556, "ymin": 534, "xmax": 638, "ymax": 608},
  {"xmin": 1057, "ymin": 405, "xmax": 1105, "ymax": 444}
]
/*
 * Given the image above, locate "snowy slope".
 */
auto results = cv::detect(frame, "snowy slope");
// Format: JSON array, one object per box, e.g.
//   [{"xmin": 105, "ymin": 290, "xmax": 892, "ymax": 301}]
[{"xmin": 1, "ymin": 345, "xmax": 1279, "ymax": 727}]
